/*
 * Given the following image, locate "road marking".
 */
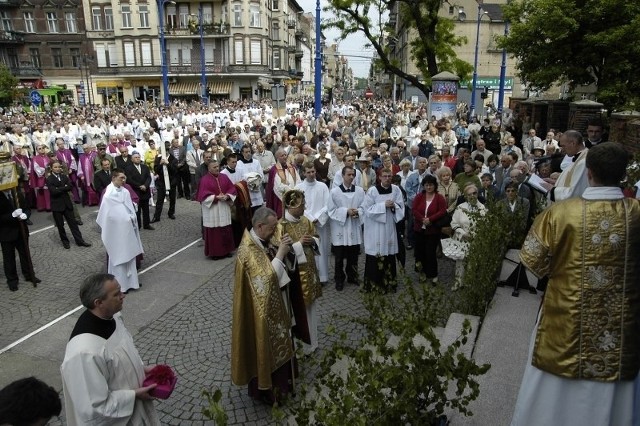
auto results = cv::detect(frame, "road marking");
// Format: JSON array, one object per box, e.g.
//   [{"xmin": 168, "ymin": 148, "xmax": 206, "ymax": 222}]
[
  {"xmin": 0, "ymin": 238, "xmax": 202, "ymax": 355},
  {"xmin": 28, "ymin": 209, "xmax": 99, "ymax": 236},
  {"xmin": 29, "ymin": 225, "xmax": 55, "ymax": 236}
]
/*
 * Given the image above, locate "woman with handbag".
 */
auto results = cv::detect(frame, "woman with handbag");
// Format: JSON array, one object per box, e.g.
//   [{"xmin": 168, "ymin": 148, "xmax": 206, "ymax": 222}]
[{"xmin": 412, "ymin": 174, "xmax": 447, "ymax": 284}]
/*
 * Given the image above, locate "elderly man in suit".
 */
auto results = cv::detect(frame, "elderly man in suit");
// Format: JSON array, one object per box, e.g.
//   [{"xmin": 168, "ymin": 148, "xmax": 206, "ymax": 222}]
[
  {"xmin": 125, "ymin": 152, "xmax": 154, "ymax": 230},
  {"xmin": 46, "ymin": 160, "xmax": 91, "ymax": 249}
]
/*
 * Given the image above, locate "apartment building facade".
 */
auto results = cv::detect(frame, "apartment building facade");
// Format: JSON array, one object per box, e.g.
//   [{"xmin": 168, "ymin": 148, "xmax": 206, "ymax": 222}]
[{"xmin": 0, "ymin": 0, "xmax": 317, "ymax": 105}]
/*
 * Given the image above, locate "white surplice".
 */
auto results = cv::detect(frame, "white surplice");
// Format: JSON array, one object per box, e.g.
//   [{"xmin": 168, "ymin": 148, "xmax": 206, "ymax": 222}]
[
  {"xmin": 61, "ymin": 313, "xmax": 159, "ymax": 426},
  {"xmin": 97, "ymin": 184, "xmax": 144, "ymax": 292},
  {"xmin": 363, "ymin": 184, "xmax": 404, "ymax": 256},
  {"xmin": 296, "ymin": 179, "xmax": 331, "ymax": 282},
  {"xmin": 328, "ymin": 185, "xmax": 365, "ymax": 246}
]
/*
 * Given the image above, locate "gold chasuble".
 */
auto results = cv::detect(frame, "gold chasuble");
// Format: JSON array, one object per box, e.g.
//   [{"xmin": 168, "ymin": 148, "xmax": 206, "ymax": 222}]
[
  {"xmin": 231, "ymin": 231, "xmax": 294, "ymax": 388},
  {"xmin": 520, "ymin": 197, "xmax": 640, "ymax": 381},
  {"xmin": 274, "ymin": 216, "xmax": 322, "ymax": 307}
]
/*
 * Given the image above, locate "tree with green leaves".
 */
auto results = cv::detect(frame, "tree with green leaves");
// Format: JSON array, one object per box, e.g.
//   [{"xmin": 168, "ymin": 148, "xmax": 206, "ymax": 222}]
[
  {"xmin": 324, "ymin": 0, "xmax": 473, "ymax": 98},
  {"xmin": 499, "ymin": 0, "xmax": 640, "ymax": 112},
  {"xmin": 0, "ymin": 64, "xmax": 18, "ymax": 106}
]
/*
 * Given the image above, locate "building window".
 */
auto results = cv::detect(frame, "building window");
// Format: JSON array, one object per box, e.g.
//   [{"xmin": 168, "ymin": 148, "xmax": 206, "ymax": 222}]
[
  {"xmin": 6, "ymin": 48, "xmax": 18, "ymax": 69},
  {"xmin": 271, "ymin": 21, "xmax": 279, "ymax": 40},
  {"xmin": 0, "ymin": 12, "xmax": 12, "ymax": 31},
  {"xmin": 108, "ymin": 43, "xmax": 118, "ymax": 66},
  {"xmin": 91, "ymin": 7, "xmax": 101, "ymax": 30},
  {"xmin": 104, "ymin": 7, "xmax": 114, "ymax": 30},
  {"xmin": 0, "ymin": 12, "xmax": 11, "ymax": 31},
  {"xmin": 232, "ymin": 3, "xmax": 242, "ymax": 27},
  {"xmin": 70, "ymin": 48, "xmax": 80, "ymax": 68},
  {"xmin": 140, "ymin": 41, "xmax": 152, "ymax": 65},
  {"xmin": 23, "ymin": 12, "xmax": 35, "ymax": 33},
  {"xmin": 124, "ymin": 41, "xmax": 135, "ymax": 66},
  {"xmin": 46, "ymin": 12, "xmax": 59, "ymax": 33},
  {"xmin": 166, "ymin": 4, "xmax": 177, "ymax": 28},
  {"xmin": 65, "ymin": 12, "xmax": 77, "ymax": 33},
  {"xmin": 51, "ymin": 48, "xmax": 63, "ymax": 67},
  {"xmin": 250, "ymin": 40, "xmax": 261, "ymax": 64},
  {"xmin": 271, "ymin": 0, "xmax": 279, "ymax": 11},
  {"xmin": 96, "ymin": 44, "xmax": 106, "ymax": 67},
  {"xmin": 273, "ymin": 49, "xmax": 280, "ymax": 69},
  {"xmin": 29, "ymin": 48, "xmax": 41, "ymax": 68},
  {"xmin": 234, "ymin": 39, "xmax": 243, "ymax": 64},
  {"xmin": 139, "ymin": 4, "xmax": 149, "ymax": 28},
  {"xmin": 249, "ymin": 4, "xmax": 260, "ymax": 27},
  {"xmin": 221, "ymin": 5, "xmax": 228, "ymax": 24},
  {"xmin": 121, "ymin": 4, "xmax": 132, "ymax": 28},
  {"xmin": 178, "ymin": 4, "xmax": 189, "ymax": 28},
  {"xmin": 202, "ymin": 4, "xmax": 212, "ymax": 24}
]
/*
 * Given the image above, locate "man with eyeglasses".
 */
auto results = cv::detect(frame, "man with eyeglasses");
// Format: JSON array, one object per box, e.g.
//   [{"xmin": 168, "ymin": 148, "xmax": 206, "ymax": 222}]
[{"xmin": 93, "ymin": 143, "xmax": 114, "ymax": 171}]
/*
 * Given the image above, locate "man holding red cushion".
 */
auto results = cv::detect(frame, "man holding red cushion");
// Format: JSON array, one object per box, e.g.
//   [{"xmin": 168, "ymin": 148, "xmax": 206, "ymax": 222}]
[{"xmin": 61, "ymin": 273, "xmax": 159, "ymax": 425}]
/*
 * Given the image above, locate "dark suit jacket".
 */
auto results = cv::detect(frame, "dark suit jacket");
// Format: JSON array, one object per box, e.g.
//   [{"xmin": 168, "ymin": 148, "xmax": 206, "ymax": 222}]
[
  {"xmin": 46, "ymin": 173, "xmax": 74, "ymax": 212},
  {"xmin": 154, "ymin": 154, "xmax": 180, "ymax": 187},
  {"xmin": 115, "ymin": 156, "xmax": 132, "ymax": 170},
  {"xmin": 0, "ymin": 192, "xmax": 23, "ymax": 242},
  {"xmin": 125, "ymin": 163, "xmax": 152, "ymax": 201},
  {"xmin": 93, "ymin": 169, "xmax": 112, "ymax": 196}
]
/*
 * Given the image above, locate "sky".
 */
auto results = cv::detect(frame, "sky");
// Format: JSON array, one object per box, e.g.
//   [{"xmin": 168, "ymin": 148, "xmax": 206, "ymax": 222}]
[{"xmin": 295, "ymin": 0, "xmax": 373, "ymax": 78}]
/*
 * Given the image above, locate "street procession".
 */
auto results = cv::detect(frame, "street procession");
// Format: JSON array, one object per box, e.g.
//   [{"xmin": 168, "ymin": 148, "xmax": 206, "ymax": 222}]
[{"xmin": 0, "ymin": 0, "xmax": 639, "ymax": 423}]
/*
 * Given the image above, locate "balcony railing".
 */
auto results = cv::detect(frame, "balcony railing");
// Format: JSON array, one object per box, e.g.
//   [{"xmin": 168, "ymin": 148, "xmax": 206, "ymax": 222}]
[
  {"xmin": 294, "ymin": 49, "xmax": 303, "ymax": 58},
  {"xmin": 286, "ymin": 19, "xmax": 296, "ymax": 29},
  {"xmin": 0, "ymin": 0, "xmax": 21, "ymax": 6},
  {"xmin": 165, "ymin": 24, "xmax": 230, "ymax": 37},
  {"xmin": 10, "ymin": 64, "xmax": 41, "ymax": 77},
  {"xmin": 0, "ymin": 30, "xmax": 25, "ymax": 43},
  {"xmin": 94, "ymin": 64, "xmax": 230, "ymax": 75},
  {"xmin": 227, "ymin": 64, "xmax": 269, "ymax": 73}
]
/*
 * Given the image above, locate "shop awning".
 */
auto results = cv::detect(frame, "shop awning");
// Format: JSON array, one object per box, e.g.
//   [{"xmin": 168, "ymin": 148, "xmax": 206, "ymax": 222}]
[
  {"xmin": 207, "ymin": 81, "xmax": 232, "ymax": 95},
  {"xmin": 37, "ymin": 88, "xmax": 60, "ymax": 96},
  {"xmin": 168, "ymin": 81, "xmax": 199, "ymax": 96}
]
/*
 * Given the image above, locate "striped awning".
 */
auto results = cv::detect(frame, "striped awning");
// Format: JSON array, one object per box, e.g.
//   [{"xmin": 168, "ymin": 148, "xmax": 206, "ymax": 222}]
[
  {"xmin": 168, "ymin": 81, "xmax": 199, "ymax": 96},
  {"xmin": 207, "ymin": 81, "xmax": 232, "ymax": 95}
]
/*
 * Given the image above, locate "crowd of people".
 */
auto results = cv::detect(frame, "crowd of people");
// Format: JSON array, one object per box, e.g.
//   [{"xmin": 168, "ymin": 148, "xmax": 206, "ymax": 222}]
[{"xmin": 2, "ymin": 96, "xmax": 639, "ymax": 423}]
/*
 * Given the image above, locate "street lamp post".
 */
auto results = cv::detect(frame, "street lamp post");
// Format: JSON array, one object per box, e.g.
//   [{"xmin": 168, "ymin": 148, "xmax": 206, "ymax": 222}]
[
  {"xmin": 469, "ymin": 5, "xmax": 487, "ymax": 120},
  {"xmin": 497, "ymin": 19, "xmax": 509, "ymax": 114},
  {"xmin": 157, "ymin": 0, "xmax": 173, "ymax": 105},
  {"xmin": 198, "ymin": 5, "xmax": 207, "ymax": 105},
  {"xmin": 313, "ymin": 0, "xmax": 321, "ymax": 118}
]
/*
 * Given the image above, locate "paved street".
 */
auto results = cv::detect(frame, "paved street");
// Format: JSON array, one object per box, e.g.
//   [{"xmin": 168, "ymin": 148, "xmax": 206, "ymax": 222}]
[{"xmin": 0, "ymin": 198, "xmax": 538, "ymax": 425}]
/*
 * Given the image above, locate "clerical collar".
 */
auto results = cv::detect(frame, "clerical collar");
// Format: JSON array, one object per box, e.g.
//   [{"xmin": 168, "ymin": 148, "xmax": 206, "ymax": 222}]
[
  {"xmin": 376, "ymin": 184, "xmax": 392, "ymax": 194},
  {"xmin": 226, "ymin": 167, "xmax": 235, "ymax": 173},
  {"xmin": 240, "ymin": 157, "xmax": 253, "ymax": 164},
  {"xmin": 572, "ymin": 151, "xmax": 583, "ymax": 162},
  {"xmin": 340, "ymin": 184, "xmax": 355, "ymax": 193},
  {"xmin": 69, "ymin": 310, "xmax": 116, "ymax": 341}
]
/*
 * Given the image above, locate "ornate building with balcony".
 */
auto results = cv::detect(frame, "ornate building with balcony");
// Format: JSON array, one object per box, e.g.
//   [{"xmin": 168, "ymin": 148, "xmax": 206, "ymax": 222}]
[
  {"xmin": 81, "ymin": 0, "xmax": 308, "ymax": 105},
  {"xmin": 0, "ymin": 0, "xmax": 90, "ymax": 101}
]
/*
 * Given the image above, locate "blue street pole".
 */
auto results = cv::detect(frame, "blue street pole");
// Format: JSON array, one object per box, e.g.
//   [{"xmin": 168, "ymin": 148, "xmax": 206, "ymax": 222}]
[
  {"xmin": 497, "ymin": 20, "xmax": 509, "ymax": 114},
  {"xmin": 313, "ymin": 0, "xmax": 321, "ymax": 118},
  {"xmin": 199, "ymin": 4, "xmax": 207, "ymax": 105},
  {"xmin": 469, "ymin": 4, "xmax": 483, "ymax": 120},
  {"xmin": 158, "ymin": 0, "xmax": 170, "ymax": 105}
]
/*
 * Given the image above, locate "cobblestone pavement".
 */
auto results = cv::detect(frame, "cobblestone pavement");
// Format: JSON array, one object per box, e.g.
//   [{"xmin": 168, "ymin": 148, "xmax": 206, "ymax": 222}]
[
  {"xmin": 0, "ymin": 197, "xmax": 204, "ymax": 349},
  {"xmin": 0, "ymin": 198, "xmax": 456, "ymax": 425}
]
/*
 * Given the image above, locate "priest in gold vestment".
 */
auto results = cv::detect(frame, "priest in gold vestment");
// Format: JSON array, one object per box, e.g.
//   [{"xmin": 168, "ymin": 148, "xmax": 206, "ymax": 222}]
[
  {"xmin": 231, "ymin": 207, "xmax": 297, "ymax": 404},
  {"xmin": 275, "ymin": 189, "xmax": 323, "ymax": 355},
  {"xmin": 511, "ymin": 143, "xmax": 640, "ymax": 426}
]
